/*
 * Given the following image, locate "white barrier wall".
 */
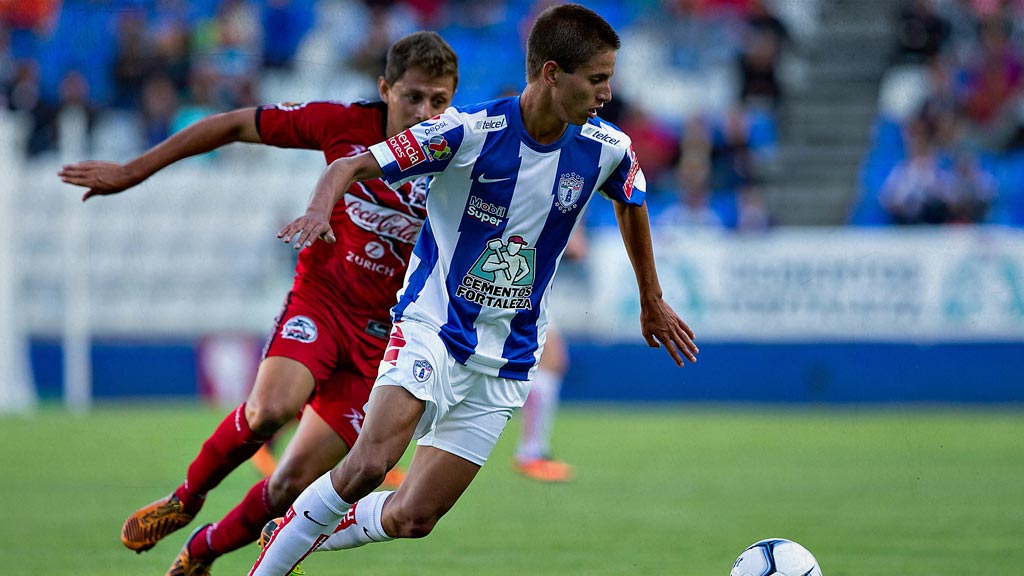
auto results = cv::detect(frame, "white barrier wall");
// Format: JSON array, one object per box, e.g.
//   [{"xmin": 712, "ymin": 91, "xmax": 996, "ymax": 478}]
[
  {"xmin": 572, "ymin": 226, "xmax": 1024, "ymax": 342},
  {"xmin": 17, "ymin": 156, "xmax": 1024, "ymax": 344}
]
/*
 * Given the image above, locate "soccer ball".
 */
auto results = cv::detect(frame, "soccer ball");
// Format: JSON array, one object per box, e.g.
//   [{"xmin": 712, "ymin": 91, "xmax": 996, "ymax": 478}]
[{"xmin": 730, "ymin": 538, "xmax": 822, "ymax": 576}]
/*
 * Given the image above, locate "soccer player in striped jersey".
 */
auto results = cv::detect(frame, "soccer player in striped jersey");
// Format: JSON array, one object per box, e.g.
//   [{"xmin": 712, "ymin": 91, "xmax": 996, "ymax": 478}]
[
  {"xmin": 58, "ymin": 32, "xmax": 458, "ymax": 576},
  {"xmin": 250, "ymin": 5, "xmax": 698, "ymax": 574}
]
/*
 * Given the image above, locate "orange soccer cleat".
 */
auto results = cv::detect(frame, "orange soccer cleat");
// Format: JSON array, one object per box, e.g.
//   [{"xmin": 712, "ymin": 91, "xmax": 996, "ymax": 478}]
[
  {"xmin": 258, "ymin": 518, "xmax": 305, "ymax": 576},
  {"xmin": 258, "ymin": 517, "xmax": 282, "ymax": 549},
  {"xmin": 514, "ymin": 458, "xmax": 574, "ymax": 483},
  {"xmin": 381, "ymin": 466, "xmax": 406, "ymax": 489},
  {"xmin": 251, "ymin": 444, "xmax": 279, "ymax": 477},
  {"xmin": 121, "ymin": 494, "xmax": 196, "ymax": 553},
  {"xmin": 166, "ymin": 525, "xmax": 213, "ymax": 576}
]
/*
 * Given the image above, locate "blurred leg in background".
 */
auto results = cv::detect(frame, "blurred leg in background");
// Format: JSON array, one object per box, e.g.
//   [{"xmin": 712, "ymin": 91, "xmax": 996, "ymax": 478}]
[{"xmin": 514, "ymin": 326, "xmax": 573, "ymax": 483}]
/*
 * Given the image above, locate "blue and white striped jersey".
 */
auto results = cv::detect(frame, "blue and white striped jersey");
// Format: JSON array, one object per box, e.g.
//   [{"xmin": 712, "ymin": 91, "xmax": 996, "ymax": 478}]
[{"xmin": 370, "ymin": 96, "xmax": 646, "ymax": 380}]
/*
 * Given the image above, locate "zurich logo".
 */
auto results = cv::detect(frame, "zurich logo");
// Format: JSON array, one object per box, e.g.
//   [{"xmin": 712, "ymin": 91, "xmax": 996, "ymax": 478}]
[{"xmin": 412, "ymin": 359, "xmax": 433, "ymax": 382}]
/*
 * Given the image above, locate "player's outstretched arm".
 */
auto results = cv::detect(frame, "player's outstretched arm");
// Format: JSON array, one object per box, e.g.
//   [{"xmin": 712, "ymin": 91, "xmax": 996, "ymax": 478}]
[
  {"xmin": 57, "ymin": 108, "xmax": 261, "ymax": 201},
  {"xmin": 278, "ymin": 152, "xmax": 384, "ymax": 250},
  {"xmin": 613, "ymin": 200, "xmax": 699, "ymax": 367}
]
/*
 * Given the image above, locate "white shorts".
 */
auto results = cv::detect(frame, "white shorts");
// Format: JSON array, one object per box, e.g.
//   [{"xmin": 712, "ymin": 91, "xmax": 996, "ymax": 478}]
[{"xmin": 372, "ymin": 320, "xmax": 532, "ymax": 466}]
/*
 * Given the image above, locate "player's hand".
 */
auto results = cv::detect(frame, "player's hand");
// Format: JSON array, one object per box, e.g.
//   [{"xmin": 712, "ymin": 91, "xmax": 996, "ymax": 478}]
[
  {"xmin": 57, "ymin": 161, "xmax": 143, "ymax": 201},
  {"xmin": 640, "ymin": 298, "xmax": 698, "ymax": 367},
  {"xmin": 277, "ymin": 211, "xmax": 336, "ymax": 250}
]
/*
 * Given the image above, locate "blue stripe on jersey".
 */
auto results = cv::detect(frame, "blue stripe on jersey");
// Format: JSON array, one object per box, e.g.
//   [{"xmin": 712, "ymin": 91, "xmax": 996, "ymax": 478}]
[
  {"xmin": 439, "ymin": 119, "xmax": 524, "ymax": 365},
  {"xmin": 393, "ymin": 216, "xmax": 439, "ymax": 322},
  {"xmin": 498, "ymin": 131, "xmax": 605, "ymax": 379}
]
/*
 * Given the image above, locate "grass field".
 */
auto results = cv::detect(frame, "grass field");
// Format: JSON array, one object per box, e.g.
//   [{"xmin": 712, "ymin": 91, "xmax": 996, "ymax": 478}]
[{"xmin": 1, "ymin": 403, "xmax": 1021, "ymax": 575}]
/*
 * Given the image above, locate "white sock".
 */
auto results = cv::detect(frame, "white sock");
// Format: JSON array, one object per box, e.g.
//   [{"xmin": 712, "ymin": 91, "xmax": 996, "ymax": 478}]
[
  {"xmin": 317, "ymin": 490, "xmax": 395, "ymax": 551},
  {"xmin": 249, "ymin": 472, "xmax": 351, "ymax": 576},
  {"xmin": 516, "ymin": 368, "xmax": 561, "ymax": 462}
]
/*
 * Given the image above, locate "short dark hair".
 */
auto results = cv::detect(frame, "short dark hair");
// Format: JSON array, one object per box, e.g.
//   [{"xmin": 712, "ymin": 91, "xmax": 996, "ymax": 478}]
[
  {"xmin": 525, "ymin": 4, "xmax": 621, "ymax": 81},
  {"xmin": 385, "ymin": 31, "xmax": 459, "ymax": 88}
]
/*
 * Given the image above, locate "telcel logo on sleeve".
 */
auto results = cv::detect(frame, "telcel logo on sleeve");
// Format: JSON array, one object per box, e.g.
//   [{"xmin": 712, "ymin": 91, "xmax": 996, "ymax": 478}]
[
  {"xmin": 386, "ymin": 129, "xmax": 427, "ymax": 171},
  {"xmin": 581, "ymin": 124, "xmax": 622, "ymax": 146},
  {"xmin": 472, "ymin": 116, "xmax": 507, "ymax": 132}
]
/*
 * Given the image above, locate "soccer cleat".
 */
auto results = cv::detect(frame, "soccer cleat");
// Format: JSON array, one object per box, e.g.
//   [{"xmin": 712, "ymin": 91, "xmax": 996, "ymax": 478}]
[
  {"xmin": 251, "ymin": 444, "xmax": 279, "ymax": 477},
  {"xmin": 121, "ymin": 493, "xmax": 196, "ymax": 552},
  {"xmin": 381, "ymin": 466, "xmax": 406, "ymax": 489},
  {"xmin": 258, "ymin": 517, "xmax": 282, "ymax": 549},
  {"xmin": 166, "ymin": 524, "xmax": 212, "ymax": 576},
  {"xmin": 258, "ymin": 518, "xmax": 305, "ymax": 576},
  {"xmin": 514, "ymin": 458, "xmax": 574, "ymax": 483}
]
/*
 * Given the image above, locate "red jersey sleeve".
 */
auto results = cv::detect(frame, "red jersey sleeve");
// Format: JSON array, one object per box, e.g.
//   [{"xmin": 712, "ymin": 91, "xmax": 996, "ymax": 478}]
[{"xmin": 256, "ymin": 101, "xmax": 361, "ymax": 150}]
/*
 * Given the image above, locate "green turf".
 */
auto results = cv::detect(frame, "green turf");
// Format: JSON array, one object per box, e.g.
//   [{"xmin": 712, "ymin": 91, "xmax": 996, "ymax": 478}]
[{"xmin": 1, "ymin": 404, "xmax": 1021, "ymax": 575}]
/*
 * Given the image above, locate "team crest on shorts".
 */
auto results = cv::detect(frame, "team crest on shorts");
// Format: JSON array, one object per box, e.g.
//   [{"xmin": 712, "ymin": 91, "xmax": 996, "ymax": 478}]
[
  {"xmin": 412, "ymin": 359, "xmax": 433, "ymax": 382},
  {"xmin": 281, "ymin": 315, "xmax": 317, "ymax": 343}
]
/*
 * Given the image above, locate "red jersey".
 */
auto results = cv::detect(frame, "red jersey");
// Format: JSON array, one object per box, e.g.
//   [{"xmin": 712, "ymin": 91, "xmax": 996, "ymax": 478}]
[{"xmin": 256, "ymin": 101, "xmax": 427, "ymax": 332}]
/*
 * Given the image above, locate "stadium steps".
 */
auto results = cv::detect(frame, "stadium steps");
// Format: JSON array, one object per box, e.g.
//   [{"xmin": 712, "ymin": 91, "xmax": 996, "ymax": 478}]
[{"xmin": 765, "ymin": 1, "xmax": 894, "ymax": 225}]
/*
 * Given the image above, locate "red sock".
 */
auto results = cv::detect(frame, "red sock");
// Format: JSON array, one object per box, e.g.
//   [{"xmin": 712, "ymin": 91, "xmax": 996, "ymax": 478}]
[
  {"xmin": 187, "ymin": 523, "xmax": 215, "ymax": 559},
  {"xmin": 175, "ymin": 403, "xmax": 270, "ymax": 514},
  {"xmin": 193, "ymin": 478, "xmax": 275, "ymax": 559}
]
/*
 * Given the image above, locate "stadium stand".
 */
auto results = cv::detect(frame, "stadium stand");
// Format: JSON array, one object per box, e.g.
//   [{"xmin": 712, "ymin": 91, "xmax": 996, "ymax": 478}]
[
  {"xmin": 852, "ymin": 0, "xmax": 1024, "ymax": 227},
  {"xmin": 6, "ymin": 1, "xmax": 1023, "ymax": 406}
]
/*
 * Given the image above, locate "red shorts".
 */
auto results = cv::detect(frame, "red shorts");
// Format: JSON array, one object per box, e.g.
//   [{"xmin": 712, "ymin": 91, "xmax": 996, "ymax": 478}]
[{"xmin": 262, "ymin": 288, "xmax": 391, "ymax": 448}]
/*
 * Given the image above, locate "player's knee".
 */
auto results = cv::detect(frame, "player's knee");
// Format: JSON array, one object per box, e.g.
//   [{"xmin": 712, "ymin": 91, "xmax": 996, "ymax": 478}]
[
  {"xmin": 343, "ymin": 455, "xmax": 389, "ymax": 490},
  {"xmin": 387, "ymin": 505, "xmax": 441, "ymax": 539},
  {"xmin": 266, "ymin": 467, "xmax": 317, "ymax": 513},
  {"xmin": 244, "ymin": 400, "xmax": 294, "ymax": 436}
]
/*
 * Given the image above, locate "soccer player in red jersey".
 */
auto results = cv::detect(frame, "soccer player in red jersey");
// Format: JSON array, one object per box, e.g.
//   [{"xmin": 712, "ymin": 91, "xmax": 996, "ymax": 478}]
[{"xmin": 58, "ymin": 31, "xmax": 458, "ymax": 576}]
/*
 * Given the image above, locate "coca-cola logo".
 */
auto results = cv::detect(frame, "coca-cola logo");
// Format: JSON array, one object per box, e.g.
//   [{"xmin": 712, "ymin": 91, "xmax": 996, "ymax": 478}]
[{"xmin": 344, "ymin": 194, "xmax": 423, "ymax": 244}]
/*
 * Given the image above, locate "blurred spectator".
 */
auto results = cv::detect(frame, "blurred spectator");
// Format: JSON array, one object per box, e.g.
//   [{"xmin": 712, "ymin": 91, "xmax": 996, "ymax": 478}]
[
  {"xmin": 112, "ymin": 8, "xmax": 157, "ymax": 110},
  {"xmin": 140, "ymin": 75, "xmax": 179, "ymax": 148},
  {"xmin": 615, "ymin": 100, "xmax": 680, "ymax": 195},
  {"xmin": 656, "ymin": 0, "xmax": 740, "ymax": 73},
  {"xmin": 657, "ymin": 185, "xmax": 726, "ymax": 228},
  {"xmin": 348, "ymin": 1, "xmax": 401, "ymax": 79},
  {"xmin": 738, "ymin": 0, "xmax": 789, "ymax": 109},
  {"xmin": 709, "ymin": 107, "xmax": 760, "ymax": 193},
  {"xmin": 948, "ymin": 149, "xmax": 997, "ymax": 222},
  {"xmin": 918, "ymin": 56, "xmax": 962, "ymax": 149},
  {"xmin": 961, "ymin": 15, "xmax": 1023, "ymax": 149},
  {"xmin": 170, "ymin": 63, "xmax": 220, "ymax": 136},
  {"xmin": 328, "ymin": 0, "xmax": 418, "ymax": 93},
  {"xmin": 737, "ymin": 26, "xmax": 783, "ymax": 110},
  {"xmin": 151, "ymin": 19, "xmax": 193, "ymax": 94},
  {"xmin": 880, "ymin": 118, "xmax": 956, "ymax": 224},
  {"xmin": 735, "ymin": 187, "xmax": 773, "ymax": 231},
  {"xmin": 657, "ymin": 115, "xmax": 724, "ymax": 228},
  {"xmin": 0, "ymin": 24, "xmax": 13, "ymax": 109},
  {"xmin": 893, "ymin": 0, "xmax": 951, "ymax": 65},
  {"xmin": 404, "ymin": 0, "xmax": 448, "ymax": 28},
  {"xmin": 193, "ymin": 0, "xmax": 261, "ymax": 109},
  {"xmin": 7, "ymin": 60, "xmax": 40, "ymax": 113},
  {"xmin": 746, "ymin": 0, "xmax": 788, "ymax": 45}
]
